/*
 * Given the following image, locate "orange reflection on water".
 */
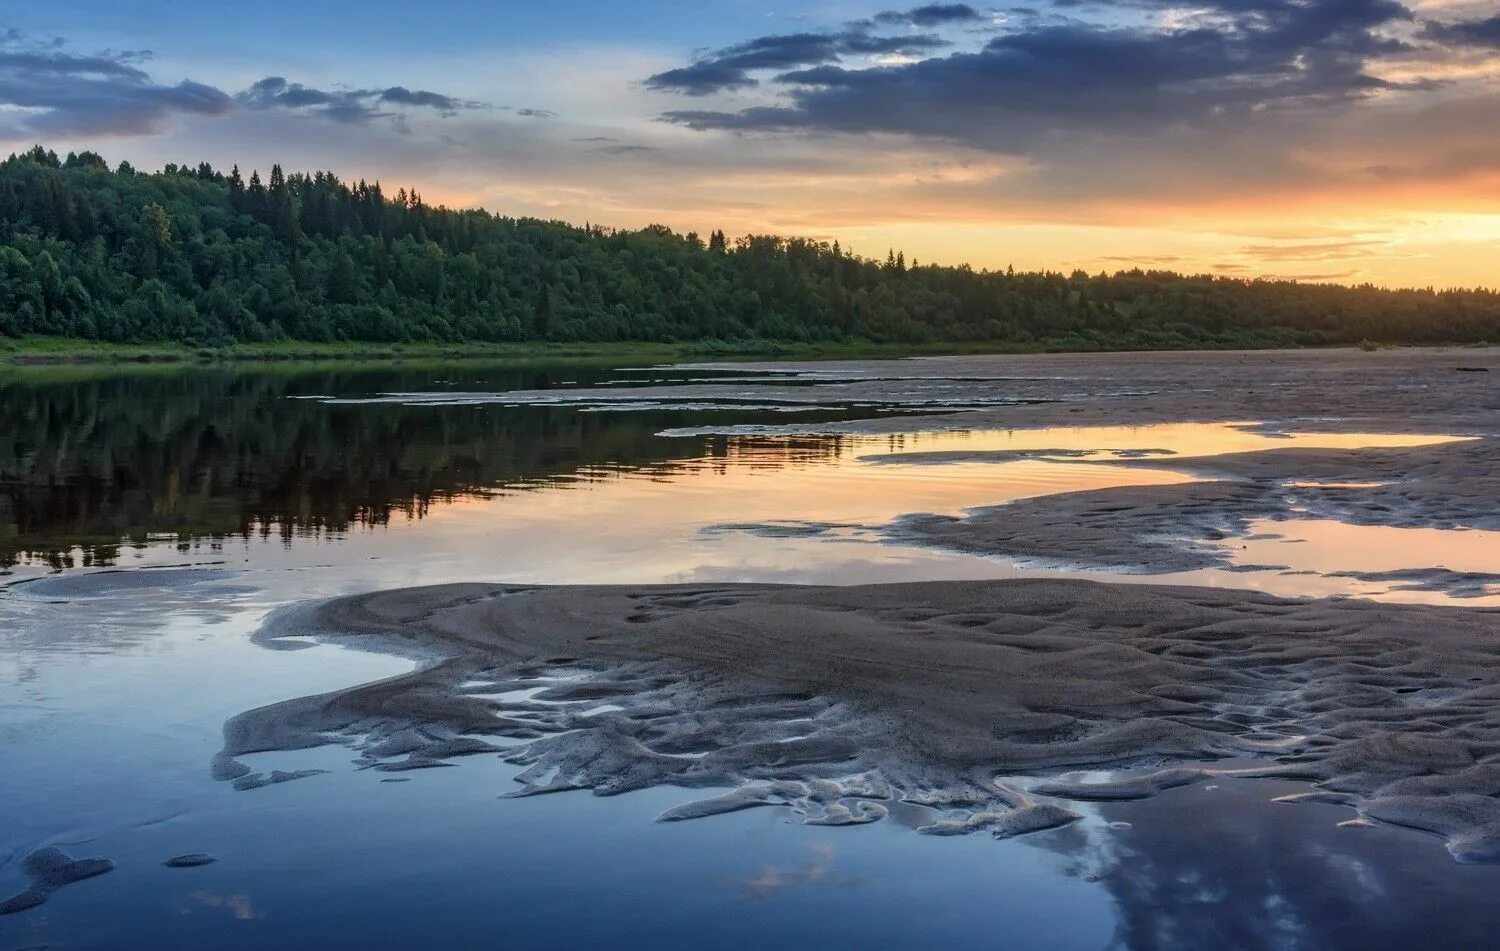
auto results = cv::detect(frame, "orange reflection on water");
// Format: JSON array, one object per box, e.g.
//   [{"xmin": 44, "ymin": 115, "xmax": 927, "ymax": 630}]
[
  {"xmin": 366, "ymin": 423, "xmax": 1470, "ymax": 597},
  {"xmin": 10, "ymin": 422, "xmax": 1478, "ymax": 607}
]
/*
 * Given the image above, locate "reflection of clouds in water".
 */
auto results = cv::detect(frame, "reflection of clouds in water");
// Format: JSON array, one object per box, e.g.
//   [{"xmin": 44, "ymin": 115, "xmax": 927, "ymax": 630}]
[
  {"xmin": 730, "ymin": 842, "xmax": 869, "ymax": 902},
  {"xmin": 1029, "ymin": 778, "xmax": 1500, "ymax": 949},
  {"xmin": 180, "ymin": 889, "xmax": 259, "ymax": 920},
  {"xmin": 0, "ymin": 567, "xmax": 255, "ymax": 653},
  {"xmin": 666, "ymin": 552, "xmax": 1038, "ymax": 587},
  {"xmin": 5, "ymin": 567, "xmax": 246, "ymax": 601}
]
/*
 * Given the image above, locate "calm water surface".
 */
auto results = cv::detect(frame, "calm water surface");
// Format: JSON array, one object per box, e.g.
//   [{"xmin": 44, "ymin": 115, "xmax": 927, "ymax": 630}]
[{"xmin": 3, "ymin": 360, "xmax": 1498, "ymax": 949}]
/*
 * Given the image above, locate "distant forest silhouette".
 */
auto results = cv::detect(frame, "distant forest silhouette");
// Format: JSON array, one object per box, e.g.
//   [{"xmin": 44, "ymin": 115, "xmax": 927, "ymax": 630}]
[{"xmin": 0, "ymin": 145, "xmax": 1497, "ymax": 350}]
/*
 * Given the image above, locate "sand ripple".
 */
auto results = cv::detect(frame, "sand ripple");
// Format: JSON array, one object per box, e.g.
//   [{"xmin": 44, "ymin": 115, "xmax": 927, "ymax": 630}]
[{"xmin": 225, "ymin": 579, "xmax": 1500, "ymax": 861}]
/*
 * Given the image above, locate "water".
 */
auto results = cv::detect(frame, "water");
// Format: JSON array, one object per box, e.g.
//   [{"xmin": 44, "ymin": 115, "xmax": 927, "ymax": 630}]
[{"xmin": 3, "ymin": 358, "xmax": 1497, "ymax": 949}]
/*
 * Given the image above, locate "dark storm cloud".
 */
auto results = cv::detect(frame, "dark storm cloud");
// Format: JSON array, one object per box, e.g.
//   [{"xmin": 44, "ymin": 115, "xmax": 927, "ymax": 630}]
[
  {"xmin": 871, "ymin": 4, "xmax": 985, "ymax": 27},
  {"xmin": 645, "ymin": 30, "xmax": 950, "ymax": 95},
  {"xmin": 1422, "ymin": 13, "xmax": 1500, "ymax": 49},
  {"xmin": 660, "ymin": 0, "xmax": 1418, "ymax": 147},
  {"xmin": 648, "ymin": 61, "xmax": 761, "ymax": 95},
  {"xmin": 844, "ymin": 33, "xmax": 951, "ymax": 54},
  {"xmin": 237, "ymin": 77, "xmax": 484, "ymax": 123},
  {"xmin": 0, "ymin": 30, "xmax": 232, "ymax": 136}
]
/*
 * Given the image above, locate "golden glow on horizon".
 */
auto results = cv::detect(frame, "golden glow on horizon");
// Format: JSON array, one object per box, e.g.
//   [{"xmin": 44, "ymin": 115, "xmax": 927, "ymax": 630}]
[
  {"xmin": 290, "ymin": 122, "xmax": 1500, "ymax": 291},
  {"xmin": 410, "ymin": 168, "xmax": 1500, "ymax": 289}
]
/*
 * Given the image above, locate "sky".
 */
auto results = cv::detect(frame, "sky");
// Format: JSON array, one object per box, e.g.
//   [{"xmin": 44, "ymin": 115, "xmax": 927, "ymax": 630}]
[{"xmin": 1, "ymin": 0, "xmax": 1497, "ymax": 287}]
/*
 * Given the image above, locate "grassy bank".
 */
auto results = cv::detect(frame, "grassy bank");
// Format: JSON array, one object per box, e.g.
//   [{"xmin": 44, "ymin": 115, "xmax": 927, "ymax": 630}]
[
  {"xmin": 0, "ymin": 336, "xmax": 695, "ymax": 365},
  {"xmin": 0, "ymin": 334, "xmax": 1076, "ymax": 367},
  {"xmin": 7, "ymin": 333, "xmax": 1493, "ymax": 370}
]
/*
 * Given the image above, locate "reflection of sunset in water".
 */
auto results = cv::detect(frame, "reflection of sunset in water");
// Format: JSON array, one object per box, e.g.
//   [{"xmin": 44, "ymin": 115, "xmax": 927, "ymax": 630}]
[
  {"xmin": 4, "ymin": 418, "xmax": 1479, "ymax": 606},
  {"xmin": 1231, "ymin": 518, "xmax": 1500, "ymax": 603}
]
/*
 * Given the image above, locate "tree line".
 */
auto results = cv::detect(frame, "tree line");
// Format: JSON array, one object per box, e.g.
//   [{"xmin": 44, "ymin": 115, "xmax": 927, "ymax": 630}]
[{"xmin": 0, "ymin": 145, "xmax": 1496, "ymax": 350}]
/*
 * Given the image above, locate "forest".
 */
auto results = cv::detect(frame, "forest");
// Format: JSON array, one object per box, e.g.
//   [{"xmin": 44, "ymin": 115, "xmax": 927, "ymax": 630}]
[{"xmin": 0, "ymin": 145, "xmax": 1497, "ymax": 350}]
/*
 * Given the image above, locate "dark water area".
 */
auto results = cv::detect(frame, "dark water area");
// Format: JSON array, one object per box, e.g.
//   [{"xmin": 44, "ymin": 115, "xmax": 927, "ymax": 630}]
[
  {"xmin": 0, "ymin": 361, "xmax": 894, "ymax": 571},
  {"xmin": 3, "ymin": 358, "xmax": 1499, "ymax": 950}
]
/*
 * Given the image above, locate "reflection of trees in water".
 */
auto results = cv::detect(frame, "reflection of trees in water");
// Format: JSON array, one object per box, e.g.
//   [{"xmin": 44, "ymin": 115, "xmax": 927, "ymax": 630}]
[
  {"xmin": 1035, "ymin": 779, "xmax": 1500, "ymax": 950},
  {"xmin": 0, "ymin": 365, "xmax": 852, "ymax": 568}
]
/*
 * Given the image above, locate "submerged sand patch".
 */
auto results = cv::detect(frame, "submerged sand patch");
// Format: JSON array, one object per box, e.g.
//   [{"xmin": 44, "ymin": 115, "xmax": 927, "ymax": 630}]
[
  {"xmin": 883, "ymin": 435, "xmax": 1500, "ymax": 578},
  {"xmin": 226, "ymin": 579, "xmax": 1500, "ymax": 861},
  {"xmin": 0, "ymin": 847, "xmax": 114, "ymax": 915}
]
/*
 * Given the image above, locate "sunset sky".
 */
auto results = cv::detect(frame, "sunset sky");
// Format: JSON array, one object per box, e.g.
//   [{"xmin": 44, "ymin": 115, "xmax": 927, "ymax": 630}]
[{"xmin": 2, "ymin": 0, "xmax": 1497, "ymax": 287}]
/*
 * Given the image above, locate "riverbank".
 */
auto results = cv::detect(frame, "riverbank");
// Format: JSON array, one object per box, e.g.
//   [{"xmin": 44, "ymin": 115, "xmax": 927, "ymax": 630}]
[
  {"xmin": 8, "ymin": 333, "xmax": 1497, "ymax": 367},
  {"xmin": 0, "ymin": 337, "xmax": 736, "ymax": 367},
  {"xmin": 0, "ymin": 335, "xmax": 1073, "ymax": 367}
]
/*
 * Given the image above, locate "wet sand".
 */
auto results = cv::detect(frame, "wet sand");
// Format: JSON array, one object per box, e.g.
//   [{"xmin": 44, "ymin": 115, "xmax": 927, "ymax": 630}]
[
  {"xmin": 324, "ymin": 348, "xmax": 1500, "ymax": 438},
  {"xmin": 234, "ymin": 578, "xmax": 1500, "ymax": 861},
  {"xmin": 671, "ymin": 347, "xmax": 1500, "ymax": 436}
]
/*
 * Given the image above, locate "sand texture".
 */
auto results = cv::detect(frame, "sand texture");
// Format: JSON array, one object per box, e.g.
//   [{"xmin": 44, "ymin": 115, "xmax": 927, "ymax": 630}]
[
  {"xmin": 227, "ymin": 579, "xmax": 1500, "ymax": 860},
  {"xmin": 890, "ymin": 481, "xmax": 1274, "ymax": 572},
  {"xmin": 319, "ymin": 349, "xmax": 1500, "ymax": 439},
  {"xmin": 670, "ymin": 348, "xmax": 1500, "ymax": 436}
]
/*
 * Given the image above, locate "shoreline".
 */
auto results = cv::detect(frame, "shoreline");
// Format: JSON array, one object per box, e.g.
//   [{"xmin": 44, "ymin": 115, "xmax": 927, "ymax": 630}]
[
  {"xmin": 3, "ymin": 336, "xmax": 1496, "ymax": 368},
  {"xmin": 0, "ymin": 336, "xmax": 1073, "ymax": 367}
]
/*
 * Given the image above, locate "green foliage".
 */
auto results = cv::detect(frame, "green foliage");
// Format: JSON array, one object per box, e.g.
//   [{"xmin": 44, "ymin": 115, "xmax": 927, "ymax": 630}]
[{"xmin": 0, "ymin": 147, "xmax": 1497, "ymax": 350}]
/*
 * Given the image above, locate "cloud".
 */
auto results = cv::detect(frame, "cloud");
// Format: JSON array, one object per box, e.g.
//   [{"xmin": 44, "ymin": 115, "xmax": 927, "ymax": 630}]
[
  {"xmin": 645, "ymin": 30, "xmax": 950, "ymax": 95},
  {"xmin": 236, "ymin": 77, "xmax": 484, "ymax": 124},
  {"xmin": 592, "ymin": 143, "xmax": 658, "ymax": 154},
  {"xmin": 871, "ymin": 4, "xmax": 985, "ymax": 27},
  {"xmin": 1237, "ymin": 238, "xmax": 1390, "ymax": 260},
  {"xmin": 380, "ymin": 86, "xmax": 473, "ymax": 111},
  {"xmin": 660, "ymin": 0, "xmax": 1419, "ymax": 148},
  {"xmin": 1365, "ymin": 145, "xmax": 1500, "ymax": 180},
  {"xmin": 1101, "ymin": 254, "xmax": 1186, "ymax": 264},
  {"xmin": 1422, "ymin": 13, "xmax": 1500, "ymax": 48},
  {"xmin": 0, "ymin": 30, "xmax": 491, "ymax": 143},
  {"xmin": 0, "ymin": 30, "xmax": 232, "ymax": 137},
  {"xmin": 648, "ymin": 61, "xmax": 762, "ymax": 95},
  {"xmin": 1261, "ymin": 269, "xmax": 1366, "ymax": 281}
]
